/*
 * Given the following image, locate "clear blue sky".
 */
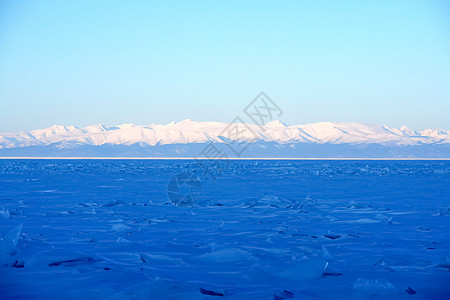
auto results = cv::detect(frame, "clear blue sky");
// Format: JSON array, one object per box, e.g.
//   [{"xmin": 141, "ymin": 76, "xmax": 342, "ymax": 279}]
[{"xmin": 1, "ymin": 0, "xmax": 449, "ymax": 131}]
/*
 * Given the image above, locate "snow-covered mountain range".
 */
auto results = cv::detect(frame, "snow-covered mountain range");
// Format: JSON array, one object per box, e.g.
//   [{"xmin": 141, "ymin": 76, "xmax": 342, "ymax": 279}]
[{"xmin": 1, "ymin": 120, "xmax": 449, "ymax": 157}]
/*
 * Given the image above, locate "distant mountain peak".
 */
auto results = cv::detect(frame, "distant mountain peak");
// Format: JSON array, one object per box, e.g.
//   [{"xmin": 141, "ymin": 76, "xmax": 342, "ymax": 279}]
[
  {"xmin": 116, "ymin": 123, "xmax": 135, "ymax": 129},
  {"xmin": 265, "ymin": 120, "xmax": 288, "ymax": 127}
]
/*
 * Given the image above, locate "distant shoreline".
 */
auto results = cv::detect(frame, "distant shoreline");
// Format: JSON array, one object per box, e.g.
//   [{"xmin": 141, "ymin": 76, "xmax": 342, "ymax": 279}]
[{"xmin": 1, "ymin": 157, "xmax": 449, "ymax": 160}]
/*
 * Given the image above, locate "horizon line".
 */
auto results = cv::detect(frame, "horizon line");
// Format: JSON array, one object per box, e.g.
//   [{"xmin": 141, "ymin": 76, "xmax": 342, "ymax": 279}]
[{"xmin": 1, "ymin": 157, "xmax": 449, "ymax": 160}]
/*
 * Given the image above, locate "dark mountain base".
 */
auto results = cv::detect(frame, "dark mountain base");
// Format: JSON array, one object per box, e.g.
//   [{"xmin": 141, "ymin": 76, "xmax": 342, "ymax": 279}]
[{"xmin": 0, "ymin": 142, "xmax": 449, "ymax": 158}]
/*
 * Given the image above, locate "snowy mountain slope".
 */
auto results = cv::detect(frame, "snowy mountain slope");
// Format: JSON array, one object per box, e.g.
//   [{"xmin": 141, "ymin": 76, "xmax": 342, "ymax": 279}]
[{"xmin": 0, "ymin": 120, "xmax": 449, "ymax": 150}]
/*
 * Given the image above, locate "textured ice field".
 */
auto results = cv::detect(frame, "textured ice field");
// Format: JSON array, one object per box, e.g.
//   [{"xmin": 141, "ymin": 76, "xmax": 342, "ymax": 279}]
[{"xmin": 0, "ymin": 159, "xmax": 449, "ymax": 299}]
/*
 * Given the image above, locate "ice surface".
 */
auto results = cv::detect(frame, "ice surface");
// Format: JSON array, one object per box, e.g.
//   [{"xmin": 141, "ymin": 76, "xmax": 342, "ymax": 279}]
[
  {"xmin": 193, "ymin": 247, "xmax": 257, "ymax": 264},
  {"xmin": 0, "ymin": 223, "xmax": 22, "ymax": 265},
  {"xmin": 352, "ymin": 278, "xmax": 397, "ymax": 299},
  {"xmin": 0, "ymin": 159, "xmax": 449, "ymax": 299},
  {"xmin": 262, "ymin": 256, "xmax": 328, "ymax": 281}
]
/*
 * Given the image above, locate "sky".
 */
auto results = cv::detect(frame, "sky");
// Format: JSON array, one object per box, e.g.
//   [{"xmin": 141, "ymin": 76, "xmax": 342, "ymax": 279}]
[{"xmin": 0, "ymin": 0, "xmax": 449, "ymax": 132}]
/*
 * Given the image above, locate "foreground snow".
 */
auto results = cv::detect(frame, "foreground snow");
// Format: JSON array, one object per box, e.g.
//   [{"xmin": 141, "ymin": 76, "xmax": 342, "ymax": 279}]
[{"xmin": 0, "ymin": 159, "xmax": 449, "ymax": 299}]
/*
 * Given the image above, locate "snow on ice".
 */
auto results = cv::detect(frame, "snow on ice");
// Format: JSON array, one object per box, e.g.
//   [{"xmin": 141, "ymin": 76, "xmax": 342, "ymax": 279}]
[{"xmin": 0, "ymin": 159, "xmax": 449, "ymax": 299}]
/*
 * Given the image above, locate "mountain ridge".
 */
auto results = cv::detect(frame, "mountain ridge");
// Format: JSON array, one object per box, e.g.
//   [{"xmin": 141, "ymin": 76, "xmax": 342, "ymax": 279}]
[
  {"xmin": 1, "ymin": 119, "xmax": 450, "ymax": 148},
  {"xmin": 1, "ymin": 120, "xmax": 449, "ymax": 158}
]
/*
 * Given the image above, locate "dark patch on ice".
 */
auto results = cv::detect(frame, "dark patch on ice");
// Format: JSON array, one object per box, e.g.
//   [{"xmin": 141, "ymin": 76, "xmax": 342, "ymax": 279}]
[
  {"xmin": 12, "ymin": 260, "xmax": 24, "ymax": 268},
  {"xmin": 9, "ymin": 209, "xmax": 22, "ymax": 216},
  {"xmin": 200, "ymin": 288, "xmax": 224, "ymax": 296},
  {"xmin": 323, "ymin": 271, "xmax": 342, "ymax": 276},
  {"xmin": 432, "ymin": 261, "xmax": 450, "ymax": 270},
  {"xmin": 324, "ymin": 234, "xmax": 341, "ymax": 240},
  {"xmin": 274, "ymin": 289, "xmax": 294, "ymax": 299},
  {"xmin": 405, "ymin": 287, "xmax": 416, "ymax": 295},
  {"xmin": 48, "ymin": 257, "xmax": 99, "ymax": 267},
  {"xmin": 78, "ymin": 201, "xmax": 99, "ymax": 207},
  {"xmin": 418, "ymin": 226, "xmax": 431, "ymax": 231},
  {"xmin": 292, "ymin": 233, "xmax": 307, "ymax": 237}
]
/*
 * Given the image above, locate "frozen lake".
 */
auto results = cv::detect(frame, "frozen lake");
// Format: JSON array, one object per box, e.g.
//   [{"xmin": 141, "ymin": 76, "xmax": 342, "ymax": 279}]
[{"xmin": 0, "ymin": 159, "xmax": 449, "ymax": 299}]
